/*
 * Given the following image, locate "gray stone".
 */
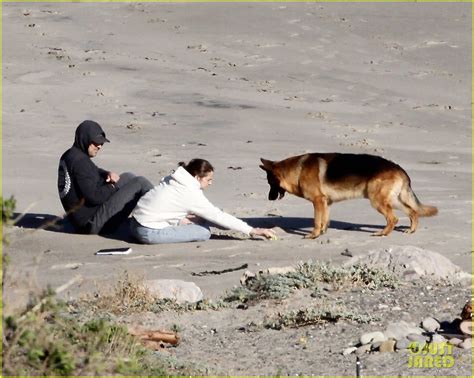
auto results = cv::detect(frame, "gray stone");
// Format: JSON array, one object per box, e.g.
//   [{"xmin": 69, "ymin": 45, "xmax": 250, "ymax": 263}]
[
  {"xmin": 384, "ymin": 321, "xmax": 424, "ymax": 340},
  {"xmin": 360, "ymin": 331, "xmax": 386, "ymax": 345},
  {"xmin": 264, "ymin": 266, "xmax": 296, "ymax": 275},
  {"xmin": 145, "ymin": 279, "xmax": 203, "ymax": 303},
  {"xmin": 342, "ymin": 347, "xmax": 357, "ymax": 355},
  {"xmin": 343, "ymin": 246, "xmax": 466, "ymax": 281},
  {"xmin": 448, "ymin": 337, "xmax": 463, "ymax": 346},
  {"xmin": 431, "ymin": 334, "xmax": 447, "ymax": 343},
  {"xmin": 379, "ymin": 340, "xmax": 396, "ymax": 353},
  {"xmin": 460, "ymin": 338, "xmax": 472, "ymax": 349},
  {"xmin": 395, "ymin": 337, "xmax": 410, "ymax": 350},
  {"xmin": 355, "ymin": 344, "xmax": 371, "ymax": 355},
  {"xmin": 240, "ymin": 270, "xmax": 256, "ymax": 285},
  {"xmin": 422, "ymin": 317, "xmax": 440, "ymax": 333},
  {"xmin": 407, "ymin": 333, "xmax": 428, "ymax": 342},
  {"xmin": 371, "ymin": 341, "xmax": 383, "ymax": 351}
]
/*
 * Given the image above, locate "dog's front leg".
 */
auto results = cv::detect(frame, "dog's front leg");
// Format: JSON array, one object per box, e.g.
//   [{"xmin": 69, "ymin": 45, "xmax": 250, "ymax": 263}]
[{"xmin": 305, "ymin": 196, "xmax": 326, "ymax": 239}]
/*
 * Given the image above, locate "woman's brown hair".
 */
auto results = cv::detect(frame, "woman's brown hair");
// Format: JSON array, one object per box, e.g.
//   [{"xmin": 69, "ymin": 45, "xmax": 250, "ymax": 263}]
[{"xmin": 178, "ymin": 158, "xmax": 214, "ymax": 178}]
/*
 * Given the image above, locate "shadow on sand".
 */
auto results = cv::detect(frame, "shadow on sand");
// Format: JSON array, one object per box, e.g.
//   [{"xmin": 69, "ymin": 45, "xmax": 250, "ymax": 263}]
[
  {"xmin": 12, "ymin": 212, "xmax": 75, "ymax": 233},
  {"xmin": 12, "ymin": 212, "xmax": 137, "ymax": 242},
  {"xmin": 241, "ymin": 216, "xmax": 398, "ymax": 236},
  {"xmin": 11, "ymin": 213, "xmax": 404, "ymax": 242}
]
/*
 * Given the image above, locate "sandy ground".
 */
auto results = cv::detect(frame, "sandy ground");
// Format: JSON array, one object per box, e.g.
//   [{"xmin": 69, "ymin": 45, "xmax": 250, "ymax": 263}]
[{"xmin": 2, "ymin": 2, "xmax": 472, "ymax": 376}]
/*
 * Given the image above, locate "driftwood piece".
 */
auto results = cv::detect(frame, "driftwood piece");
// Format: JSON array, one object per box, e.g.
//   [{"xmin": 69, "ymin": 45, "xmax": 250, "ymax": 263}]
[
  {"xmin": 459, "ymin": 320, "xmax": 473, "ymax": 336},
  {"xmin": 460, "ymin": 300, "xmax": 472, "ymax": 320},
  {"xmin": 129, "ymin": 327, "xmax": 180, "ymax": 348}
]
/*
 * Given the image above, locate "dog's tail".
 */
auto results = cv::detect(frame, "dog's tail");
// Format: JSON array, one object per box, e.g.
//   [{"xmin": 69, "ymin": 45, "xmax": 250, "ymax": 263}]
[{"xmin": 399, "ymin": 182, "xmax": 438, "ymax": 217}]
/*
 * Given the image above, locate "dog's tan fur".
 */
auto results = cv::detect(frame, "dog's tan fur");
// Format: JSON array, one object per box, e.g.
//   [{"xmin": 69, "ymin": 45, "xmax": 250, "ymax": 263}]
[{"xmin": 260, "ymin": 153, "xmax": 438, "ymax": 238}]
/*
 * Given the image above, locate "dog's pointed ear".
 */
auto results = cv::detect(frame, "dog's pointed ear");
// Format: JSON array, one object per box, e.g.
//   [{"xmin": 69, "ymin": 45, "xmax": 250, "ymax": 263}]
[{"xmin": 260, "ymin": 158, "xmax": 274, "ymax": 171}]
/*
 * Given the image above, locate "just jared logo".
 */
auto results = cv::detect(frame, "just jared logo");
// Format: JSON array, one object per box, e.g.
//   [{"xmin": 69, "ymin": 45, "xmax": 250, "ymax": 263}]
[{"xmin": 408, "ymin": 342, "xmax": 455, "ymax": 369}]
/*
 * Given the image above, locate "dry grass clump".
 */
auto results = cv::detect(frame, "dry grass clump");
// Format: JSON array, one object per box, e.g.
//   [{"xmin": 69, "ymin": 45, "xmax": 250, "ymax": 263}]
[
  {"xmin": 75, "ymin": 271, "xmax": 228, "ymax": 316},
  {"xmin": 76, "ymin": 271, "xmax": 183, "ymax": 316},
  {"xmin": 264, "ymin": 305, "xmax": 380, "ymax": 330},
  {"xmin": 223, "ymin": 261, "xmax": 399, "ymax": 304},
  {"xmin": 297, "ymin": 261, "xmax": 399, "ymax": 291},
  {"xmin": 79, "ymin": 271, "xmax": 158, "ymax": 315}
]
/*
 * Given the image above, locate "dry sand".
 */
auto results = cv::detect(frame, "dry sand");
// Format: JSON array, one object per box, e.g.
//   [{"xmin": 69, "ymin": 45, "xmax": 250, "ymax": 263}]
[{"xmin": 2, "ymin": 2, "xmax": 472, "ymax": 376}]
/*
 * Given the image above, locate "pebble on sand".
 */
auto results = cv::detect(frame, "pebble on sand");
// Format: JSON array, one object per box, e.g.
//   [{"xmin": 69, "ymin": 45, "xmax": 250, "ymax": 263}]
[
  {"xmin": 421, "ymin": 316, "xmax": 440, "ymax": 333},
  {"xmin": 360, "ymin": 331, "xmax": 386, "ymax": 345},
  {"xmin": 379, "ymin": 339, "xmax": 396, "ymax": 353}
]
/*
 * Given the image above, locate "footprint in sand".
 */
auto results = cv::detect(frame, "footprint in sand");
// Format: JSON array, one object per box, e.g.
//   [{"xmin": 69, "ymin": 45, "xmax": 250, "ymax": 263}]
[
  {"xmin": 18, "ymin": 70, "xmax": 54, "ymax": 84},
  {"xmin": 50, "ymin": 262, "xmax": 83, "ymax": 270},
  {"xmin": 287, "ymin": 19, "xmax": 301, "ymax": 24}
]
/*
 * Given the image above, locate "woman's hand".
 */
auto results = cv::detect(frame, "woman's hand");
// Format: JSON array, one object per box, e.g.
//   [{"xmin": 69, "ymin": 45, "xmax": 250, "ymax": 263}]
[
  {"xmin": 250, "ymin": 227, "xmax": 276, "ymax": 239},
  {"xmin": 179, "ymin": 218, "xmax": 193, "ymax": 225},
  {"xmin": 179, "ymin": 214, "xmax": 204, "ymax": 226}
]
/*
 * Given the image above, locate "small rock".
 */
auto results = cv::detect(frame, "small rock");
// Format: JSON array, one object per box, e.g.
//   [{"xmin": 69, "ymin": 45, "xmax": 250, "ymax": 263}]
[
  {"xmin": 422, "ymin": 317, "xmax": 440, "ymax": 333},
  {"xmin": 459, "ymin": 319, "xmax": 472, "ymax": 336},
  {"xmin": 448, "ymin": 337, "xmax": 463, "ymax": 346},
  {"xmin": 431, "ymin": 334, "xmax": 446, "ymax": 343},
  {"xmin": 385, "ymin": 321, "xmax": 424, "ymax": 340},
  {"xmin": 240, "ymin": 270, "xmax": 256, "ymax": 285},
  {"xmin": 360, "ymin": 331, "xmax": 386, "ymax": 345},
  {"xmin": 342, "ymin": 347, "xmax": 357, "ymax": 355},
  {"xmin": 379, "ymin": 340, "xmax": 396, "ymax": 353},
  {"xmin": 264, "ymin": 266, "xmax": 296, "ymax": 275},
  {"xmin": 378, "ymin": 304, "xmax": 388, "ymax": 310},
  {"xmin": 407, "ymin": 333, "xmax": 428, "ymax": 342},
  {"xmin": 343, "ymin": 245, "xmax": 465, "ymax": 280},
  {"xmin": 355, "ymin": 344, "xmax": 371, "ymax": 355},
  {"xmin": 459, "ymin": 338, "xmax": 472, "ymax": 349},
  {"xmin": 371, "ymin": 341, "xmax": 383, "ymax": 351},
  {"xmin": 145, "ymin": 279, "xmax": 203, "ymax": 303},
  {"xmin": 395, "ymin": 338, "xmax": 410, "ymax": 350}
]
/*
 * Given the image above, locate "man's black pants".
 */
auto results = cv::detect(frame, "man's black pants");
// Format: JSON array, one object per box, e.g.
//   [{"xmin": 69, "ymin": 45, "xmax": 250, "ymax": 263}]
[{"xmin": 87, "ymin": 172, "xmax": 153, "ymax": 235}]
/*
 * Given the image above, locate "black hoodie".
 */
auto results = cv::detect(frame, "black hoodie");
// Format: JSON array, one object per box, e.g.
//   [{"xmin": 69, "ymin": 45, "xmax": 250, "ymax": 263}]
[{"xmin": 58, "ymin": 120, "xmax": 117, "ymax": 231}]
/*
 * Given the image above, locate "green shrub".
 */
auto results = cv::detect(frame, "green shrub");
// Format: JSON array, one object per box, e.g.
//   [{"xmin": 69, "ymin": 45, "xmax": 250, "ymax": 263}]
[
  {"xmin": 1, "ymin": 195, "xmax": 16, "ymax": 223},
  {"xmin": 223, "ymin": 261, "xmax": 398, "ymax": 305},
  {"xmin": 264, "ymin": 306, "xmax": 380, "ymax": 330},
  {"xmin": 2, "ymin": 295, "xmax": 199, "ymax": 376}
]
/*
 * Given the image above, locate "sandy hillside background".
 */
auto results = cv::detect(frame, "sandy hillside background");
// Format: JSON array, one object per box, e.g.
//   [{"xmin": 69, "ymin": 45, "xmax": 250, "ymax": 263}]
[{"xmin": 2, "ymin": 2, "xmax": 472, "ymax": 310}]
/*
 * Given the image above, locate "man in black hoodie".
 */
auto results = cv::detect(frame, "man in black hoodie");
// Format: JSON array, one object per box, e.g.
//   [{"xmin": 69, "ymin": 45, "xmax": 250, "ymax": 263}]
[{"xmin": 58, "ymin": 120, "xmax": 153, "ymax": 234}]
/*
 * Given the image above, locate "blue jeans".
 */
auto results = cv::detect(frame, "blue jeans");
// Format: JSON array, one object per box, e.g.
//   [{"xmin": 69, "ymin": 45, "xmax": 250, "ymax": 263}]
[{"xmin": 130, "ymin": 217, "xmax": 211, "ymax": 244}]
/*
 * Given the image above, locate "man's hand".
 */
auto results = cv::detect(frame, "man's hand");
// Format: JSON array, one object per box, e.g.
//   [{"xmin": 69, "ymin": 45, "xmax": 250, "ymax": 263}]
[{"xmin": 106, "ymin": 171, "xmax": 120, "ymax": 184}]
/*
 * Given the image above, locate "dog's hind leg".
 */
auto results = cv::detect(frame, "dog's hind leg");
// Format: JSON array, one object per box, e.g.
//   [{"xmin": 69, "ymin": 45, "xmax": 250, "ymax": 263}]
[
  {"xmin": 368, "ymin": 180, "xmax": 399, "ymax": 236},
  {"xmin": 404, "ymin": 208, "xmax": 418, "ymax": 233},
  {"xmin": 372, "ymin": 203, "xmax": 398, "ymax": 236},
  {"xmin": 398, "ymin": 182, "xmax": 420, "ymax": 233}
]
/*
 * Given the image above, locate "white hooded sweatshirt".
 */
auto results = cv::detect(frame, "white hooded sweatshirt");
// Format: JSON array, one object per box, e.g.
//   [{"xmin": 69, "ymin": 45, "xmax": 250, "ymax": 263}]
[{"xmin": 132, "ymin": 166, "xmax": 253, "ymax": 235}]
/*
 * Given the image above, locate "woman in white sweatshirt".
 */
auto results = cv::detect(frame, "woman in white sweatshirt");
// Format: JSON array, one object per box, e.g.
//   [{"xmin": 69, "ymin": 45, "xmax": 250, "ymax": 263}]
[{"xmin": 130, "ymin": 158, "xmax": 275, "ymax": 244}]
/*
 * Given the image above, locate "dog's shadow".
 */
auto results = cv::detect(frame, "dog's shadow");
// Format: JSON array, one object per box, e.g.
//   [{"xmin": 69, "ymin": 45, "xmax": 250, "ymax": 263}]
[{"xmin": 242, "ymin": 216, "xmax": 408, "ymax": 236}]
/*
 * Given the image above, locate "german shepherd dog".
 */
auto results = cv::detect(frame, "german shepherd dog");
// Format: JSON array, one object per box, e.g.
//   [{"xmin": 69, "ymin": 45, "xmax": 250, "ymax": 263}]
[{"xmin": 260, "ymin": 153, "xmax": 438, "ymax": 238}]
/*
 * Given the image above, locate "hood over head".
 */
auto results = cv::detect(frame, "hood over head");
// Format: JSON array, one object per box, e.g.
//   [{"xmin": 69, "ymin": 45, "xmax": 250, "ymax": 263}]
[{"xmin": 73, "ymin": 120, "xmax": 110, "ymax": 152}]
